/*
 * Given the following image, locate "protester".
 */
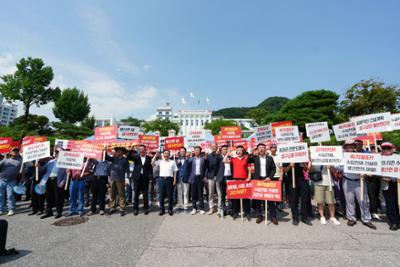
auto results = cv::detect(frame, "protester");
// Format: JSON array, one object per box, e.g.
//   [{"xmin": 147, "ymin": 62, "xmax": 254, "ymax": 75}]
[
  {"xmin": 68, "ymin": 158, "xmax": 91, "ymax": 217},
  {"xmin": 27, "ymin": 160, "xmax": 45, "ymax": 216},
  {"xmin": 175, "ymin": 147, "xmax": 190, "ymax": 212},
  {"xmin": 127, "ymin": 145, "xmax": 152, "ymax": 216},
  {"xmin": 88, "ymin": 159, "xmax": 110, "ymax": 216},
  {"xmin": 106, "ymin": 147, "xmax": 130, "ymax": 216},
  {"xmin": 332, "ymin": 140, "xmax": 376, "ymax": 230},
  {"xmin": 0, "ymin": 148, "xmax": 22, "ymax": 216},
  {"xmin": 216, "ymin": 145, "xmax": 230, "ymax": 217},
  {"xmin": 380, "ymin": 142, "xmax": 400, "ymax": 231},
  {"xmin": 187, "ymin": 146, "xmax": 207, "ymax": 215},
  {"xmin": 205, "ymin": 144, "xmax": 221, "ymax": 215},
  {"xmin": 250, "ymin": 144, "xmax": 277, "ymax": 224},
  {"xmin": 152, "ymin": 150, "xmax": 177, "ymax": 216},
  {"xmin": 38, "ymin": 152, "xmax": 68, "ymax": 219}
]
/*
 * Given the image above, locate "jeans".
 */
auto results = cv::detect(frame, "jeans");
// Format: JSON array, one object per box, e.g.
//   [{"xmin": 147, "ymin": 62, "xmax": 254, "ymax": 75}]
[
  {"xmin": 216, "ymin": 179, "xmax": 227, "ymax": 212},
  {"xmin": 0, "ymin": 179, "xmax": 16, "ymax": 211},
  {"xmin": 158, "ymin": 177, "xmax": 174, "ymax": 212},
  {"xmin": 69, "ymin": 179, "xmax": 85, "ymax": 214}
]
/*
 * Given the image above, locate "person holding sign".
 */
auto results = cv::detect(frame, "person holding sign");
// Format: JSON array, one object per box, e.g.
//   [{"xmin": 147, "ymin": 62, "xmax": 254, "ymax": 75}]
[
  {"xmin": 187, "ymin": 146, "xmax": 207, "ymax": 215},
  {"xmin": 88, "ymin": 159, "xmax": 110, "ymax": 216},
  {"xmin": 332, "ymin": 140, "xmax": 376, "ymax": 230},
  {"xmin": 380, "ymin": 142, "xmax": 400, "ymax": 231},
  {"xmin": 249, "ymin": 144, "xmax": 277, "ymax": 225},
  {"xmin": 0, "ymin": 148, "xmax": 22, "ymax": 216}
]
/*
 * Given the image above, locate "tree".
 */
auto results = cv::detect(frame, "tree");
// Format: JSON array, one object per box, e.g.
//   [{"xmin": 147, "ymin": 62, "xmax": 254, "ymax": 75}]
[
  {"xmin": 53, "ymin": 87, "xmax": 90, "ymax": 124},
  {"xmin": 340, "ymin": 79, "xmax": 400, "ymax": 117},
  {"xmin": 204, "ymin": 119, "xmax": 237, "ymax": 135},
  {"xmin": 9, "ymin": 114, "xmax": 52, "ymax": 136},
  {"xmin": 0, "ymin": 57, "xmax": 60, "ymax": 124},
  {"xmin": 245, "ymin": 108, "xmax": 265, "ymax": 125},
  {"xmin": 212, "ymin": 107, "xmax": 253, "ymax": 118},
  {"xmin": 52, "ymin": 122, "xmax": 94, "ymax": 140},
  {"xmin": 264, "ymin": 89, "xmax": 341, "ymax": 129},
  {"xmin": 142, "ymin": 119, "xmax": 179, "ymax": 137},
  {"xmin": 257, "ymin": 96, "xmax": 289, "ymax": 113},
  {"xmin": 120, "ymin": 116, "xmax": 144, "ymax": 126},
  {"xmin": 81, "ymin": 116, "xmax": 96, "ymax": 130}
]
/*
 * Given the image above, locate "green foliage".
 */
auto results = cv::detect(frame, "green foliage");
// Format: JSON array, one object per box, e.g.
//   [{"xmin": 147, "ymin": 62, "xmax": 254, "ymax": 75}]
[
  {"xmin": 245, "ymin": 108, "xmax": 265, "ymax": 125},
  {"xmin": 382, "ymin": 131, "xmax": 400, "ymax": 146},
  {"xmin": 257, "ymin": 96, "xmax": 289, "ymax": 113},
  {"xmin": 340, "ymin": 79, "xmax": 400, "ymax": 118},
  {"xmin": 120, "ymin": 116, "xmax": 144, "ymax": 127},
  {"xmin": 9, "ymin": 114, "xmax": 51, "ymax": 136},
  {"xmin": 142, "ymin": 119, "xmax": 179, "ymax": 137},
  {"xmin": 52, "ymin": 122, "xmax": 94, "ymax": 140},
  {"xmin": 204, "ymin": 119, "xmax": 237, "ymax": 135},
  {"xmin": 0, "ymin": 57, "xmax": 60, "ymax": 123},
  {"xmin": 53, "ymin": 87, "xmax": 90, "ymax": 123},
  {"xmin": 212, "ymin": 107, "xmax": 253, "ymax": 118},
  {"xmin": 81, "ymin": 116, "xmax": 96, "ymax": 130}
]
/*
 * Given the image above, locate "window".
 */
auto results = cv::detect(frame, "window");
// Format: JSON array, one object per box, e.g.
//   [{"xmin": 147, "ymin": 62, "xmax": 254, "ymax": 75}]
[{"xmin": 186, "ymin": 120, "xmax": 188, "ymax": 126}]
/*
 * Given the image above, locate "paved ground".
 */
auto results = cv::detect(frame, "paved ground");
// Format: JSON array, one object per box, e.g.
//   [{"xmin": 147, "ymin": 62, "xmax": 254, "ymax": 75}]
[{"xmin": 1, "ymin": 202, "xmax": 399, "ymax": 267}]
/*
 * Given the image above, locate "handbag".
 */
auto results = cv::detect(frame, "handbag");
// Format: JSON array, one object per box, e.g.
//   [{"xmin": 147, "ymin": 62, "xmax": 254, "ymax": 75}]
[{"xmin": 309, "ymin": 166, "xmax": 323, "ymax": 182}]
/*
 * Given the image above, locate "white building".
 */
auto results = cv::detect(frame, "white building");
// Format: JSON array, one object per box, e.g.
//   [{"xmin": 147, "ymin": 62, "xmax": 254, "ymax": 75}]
[
  {"xmin": 156, "ymin": 102, "xmax": 175, "ymax": 120},
  {"xmin": 94, "ymin": 117, "xmax": 118, "ymax": 127},
  {"xmin": 176, "ymin": 109, "xmax": 213, "ymax": 136},
  {"xmin": 0, "ymin": 96, "xmax": 18, "ymax": 126}
]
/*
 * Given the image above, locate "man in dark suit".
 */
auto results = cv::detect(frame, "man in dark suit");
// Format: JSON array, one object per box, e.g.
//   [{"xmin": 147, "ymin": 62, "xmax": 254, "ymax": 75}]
[
  {"xmin": 251, "ymin": 143, "xmax": 277, "ymax": 224},
  {"xmin": 187, "ymin": 146, "xmax": 207, "ymax": 214},
  {"xmin": 216, "ymin": 145, "xmax": 231, "ymax": 217},
  {"xmin": 205, "ymin": 144, "xmax": 221, "ymax": 214},
  {"xmin": 128, "ymin": 145, "xmax": 153, "ymax": 215}
]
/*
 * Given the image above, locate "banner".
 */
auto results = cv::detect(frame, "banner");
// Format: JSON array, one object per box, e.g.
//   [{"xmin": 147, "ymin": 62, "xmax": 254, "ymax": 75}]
[
  {"xmin": 305, "ymin": 122, "xmax": 330, "ymax": 143},
  {"xmin": 56, "ymin": 151, "xmax": 85, "ymax": 170},
  {"xmin": 310, "ymin": 146, "xmax": 343, "ymax": 165},
  {"xmin": 214, "ymin": 135, "xmax": 227, "ymax": 147},
  {"xmin": 276, "ymin": 142, "xmax": 309, "ymax": 163},
  {"xmin": 186, "ymin": 130, "xmax": 206, "ymax": 151},
  {"xmin": 381, "ymin": 154, "xmax": 400, "ymax": 178},
  {"xmin": 233, "ymin": 139, "xmax": 248, "ymax": 151},
  {"xmin": 164, "ymin": 136, "xmax": 185, "ymax": 152},
  {"xmin": 0, "ymin": 137, "xmax": 12, "ymax": 154},
  {"xmin": 355, "ymin": 133, "xmax": 382, "ymax": 146},
  {"xmin": 275, "ymin": 126, "xmax": 300, "ymax": 143},
  {"xmin": 220, "ymin": 126, "xmax": 242, "ymax": 140},
  {"xmin": 70, "ymin": 141, "xmax": 103, "ymax": 160},
  {"xmin": 94, "ymin": 126, "xmax": 118, "ymax": 141},
  {"xmin": 351, "ymin": 112, "xmax": 391, "ymax": 134},
  {"xmin": 251, "ymin": 180, "xmax": 282, "ymax": 201},
  {"xmin": 256, "ymin": 125, "xmax": 272, "ymax": 143},
  {"xmin": 139, "ymin": 135, "xmax": 160, "ymax": 152},
  {"xmin": 117, "ymin": 125, "xmax": 140, "ymax": 140},
  {"xmin": 343, "ymin": 152, "xmax": 381, "ymax": 176},
  {"xmin": 22, "ymin": 136, "xmax": 48, "ymax": 147},
  {"xmin": 106, "ymin": 140, "xmax": 139, "ymax": 149},
  {"xmin": 23, "ymin": 141, "xmax": 50, "ymax": 162},
  {"xmin": 332, "ymin": 122, "xmax": 357, "ymax": 141},
  {"xmin": 226, "ymin": 180, "xmax": 252, "ymax": 199},
  {"xmin": 390, "ymin": 113, "xmax": 400, "ymax": 131}
]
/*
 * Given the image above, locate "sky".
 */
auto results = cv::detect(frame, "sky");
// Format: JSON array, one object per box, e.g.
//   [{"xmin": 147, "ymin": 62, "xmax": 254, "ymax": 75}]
[{"xmin": 0, "ymin": 0, "xmax": 399, "ymax": 121}]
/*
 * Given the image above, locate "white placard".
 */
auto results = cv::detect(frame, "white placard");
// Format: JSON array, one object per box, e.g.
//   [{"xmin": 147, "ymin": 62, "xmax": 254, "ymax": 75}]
[
  {"xmin": 276, "ymin": 142, "xmax": 309, "ymax": 163},
  {"xmin": 275, "ymin": 126, "xmax": 300, "ymax": 143},
  {"xmin": 343, "ymin": 152, "xmax": 381, "ymax": 176},
  {"xmin": 56, "ymin": 151, "xmax": 85, "ymax": 170},
  {"xmin": 185, "ymin": 130, "xmax": 206, "ymax": 151},
  {"xmin": 390, "ymin": 113, "xmax": 400, "ymax": 131},
  {"xmin": 310, "ymin": 146, "xmax": 343, "ymax": 165},
  {"xmin": 351, "ymin": 112, "xmax": 391, "ymax": 134},
  {"xmin": 381, "ymin": 154, "xmax": 400, "ymax": 178},
  {"xmin": 23, "ymin": 141, "xmax": 50, "ymax": 163},
  {"xmin": 305, "ymin": 122, "xmax": 330, "ymax": 143},
  {"xmin": 117, "ymin": 125, "xmax": 140, "ymax": 140},
  {"xmin": 55, "ymin": 139, "xmax": 69, "ymax": 150},
  {"xmin": 256, "ymin": 125, "xmax": 272, "ymax": 143},
  {"xmin": 332, "ymin": 122, "xmax": 357, "ymax": 141}
]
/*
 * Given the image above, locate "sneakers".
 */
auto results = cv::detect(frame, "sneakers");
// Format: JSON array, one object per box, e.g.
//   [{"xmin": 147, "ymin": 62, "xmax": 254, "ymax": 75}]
[
  {"xmin": 7, "ymin": 210, "xmax": 14, "ymax": 216},
  {"xmin": 199, "ymin": 210, "xmax": 206, "ymax": 215},
  {"xmin": 320, "ymin": 216, "xmax": 327, "ymax": 225},
  {"xmin": 208, "ymin": 210, "xmax": 215, "ymax": 215},
  {"xmin": 99, "ymin": 210, "xmax": 105, "ymax": 216},
  {"xmin": 191, "ymin": 209, "xmax": 197, "ymax": 215},
  {"xmin": 372, "ymin": 213, "xmax": 381, "ymax": 221},
  {"xmin": 329, "ymin": 217, "xmax": 341, "ymax": 225}
]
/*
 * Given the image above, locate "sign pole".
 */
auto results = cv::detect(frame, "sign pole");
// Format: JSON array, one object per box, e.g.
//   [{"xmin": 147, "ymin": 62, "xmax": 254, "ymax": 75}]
[
  {"xmin": 265, "ymin": 200, "xmax": 268, "ymax": 226},
  {"xmin": 240, "ymin": 198, "xmax": 244, "ymax": 222},
  {"xmin": 366, "ymin": 140, "xmax": 371, "ymax": 152},
  {"xmin": 327, "ymin": 168, "xmax": 333, "ymax": 192},
  {"xmin": 102, "ymin": 145, "xmax": 106, "ymax": 161},
  {"xmin": 292, "ymin": 167, "xmax": 296, "ymax": 189},
  {"xmin": 80, "ymin": 159, "xmax": 89, "ymax": 178},
  {"xmin": 360, "ymin": 176, "xmax": 364, "ymax": 201},
  {"xmin": 64, "ymin": 171, "xmax": 71, "ymax": 191},
  {"xmin": 373, "ymin": 133, "xmax": 378, "ymax": 153},
  {"xmin": 35, "ymin": 160, "xmax": 39, "ymax": 182}
]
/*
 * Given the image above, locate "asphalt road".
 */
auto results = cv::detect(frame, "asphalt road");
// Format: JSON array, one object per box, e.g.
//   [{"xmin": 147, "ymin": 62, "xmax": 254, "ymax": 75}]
[{"xmin": 1, "ymin": 202, "xmax": 399, "ymax": 267}]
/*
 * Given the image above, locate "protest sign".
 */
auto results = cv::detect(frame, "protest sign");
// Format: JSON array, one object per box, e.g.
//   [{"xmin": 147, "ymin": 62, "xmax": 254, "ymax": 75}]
[
  {"xmin": 186, "ymin": 130, "xmax": 206, "ymax": 151},
  {"xmin": 0, "ymin": 137, "xmax": 12, "ymax": 154},
  {"xmin": 390, "ymin": 113, "xmax": 400, "ymax": 131},
  {"xmin": 233, "ymin": 139, "xmax": 248, "ymax": 151},
  {"xmin": 94, "ymin": 126, "xmax": 118, "ymax": 141},
  {"xmin": 271, "ymin": 121, "xmax": 292, "ymax": 136},
  {"xmin": 70, "ymin": 141, "xmax": 103, "ymax": 160},
  {"xmin": 332, "ymin": 122, "xmax": 357, "ymax": 141},
  {"xmin": 139, "ymin": 135, "xmax": 160, "ymax": 152},
  {"xmin": 256, "ymin": 125, "xmax": 272, "ymax": 143},
  {"xmin": 343, "ymin": 152, "xmax": 381, "ymax": 176},
  {"xmin": 276, "ymin": 143, "xmax": 309, "ymax": 163},
  {"xmin": 22, "ymin": 136, "xmax": 48, "ymax": 147},
  {"xmin": 214, "ymin": 135, "xmax": 227, "ymax": 147},
  {"xmin": 220, "ymin": 126, "xmax": 242, "ymax": 140},
  {"xmin": 226, "ymin": 180, "xmax": 252, "ymax": 199},
  {"xmin": 23, "ymin": 141, "xmax": 50, "ymax": 163},
  {"xmin": 117, "ymin": 125, "xmax": 140, "ymax": 140},
  {"xmin": 305, "ymin": 122, "xmax": 330, "ymax": 143},
  {"xmin": 164, "ymin": 136, "xmax": 185, "ymax": 152},
  {"xmin": 251, "ymin": 180, "xmax": 282, "ymax": 202},
  {"xmin": 381, "ymin": 154, "xmax": 400, "ymax": 178},
  {"xmin": 310, "ymin": 146, "xmax": 343, "ymax": 165},
  {"xmin": 275, "ymin": 126, "xmax": 300, "ymax": 143},
  {"xmin": 355, "ymin": 133, "xmax": 382, "ymax": 146},
  {"xmin": 351, "ymin": 112, "xmax": 391, "ymax": 134},
  {"xmin": 56, "ymin": 151, "xmax": 85, "ymax": 170},
  {"xmin": 55, "ymin": 139, "xmax": 69, "ymax": 150}
]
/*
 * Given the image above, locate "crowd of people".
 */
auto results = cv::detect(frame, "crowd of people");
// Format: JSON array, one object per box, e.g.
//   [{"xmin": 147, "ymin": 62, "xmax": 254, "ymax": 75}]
[{"xmin": 0, "ymin": 139, "xmax": 399, "ymax": 231}]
